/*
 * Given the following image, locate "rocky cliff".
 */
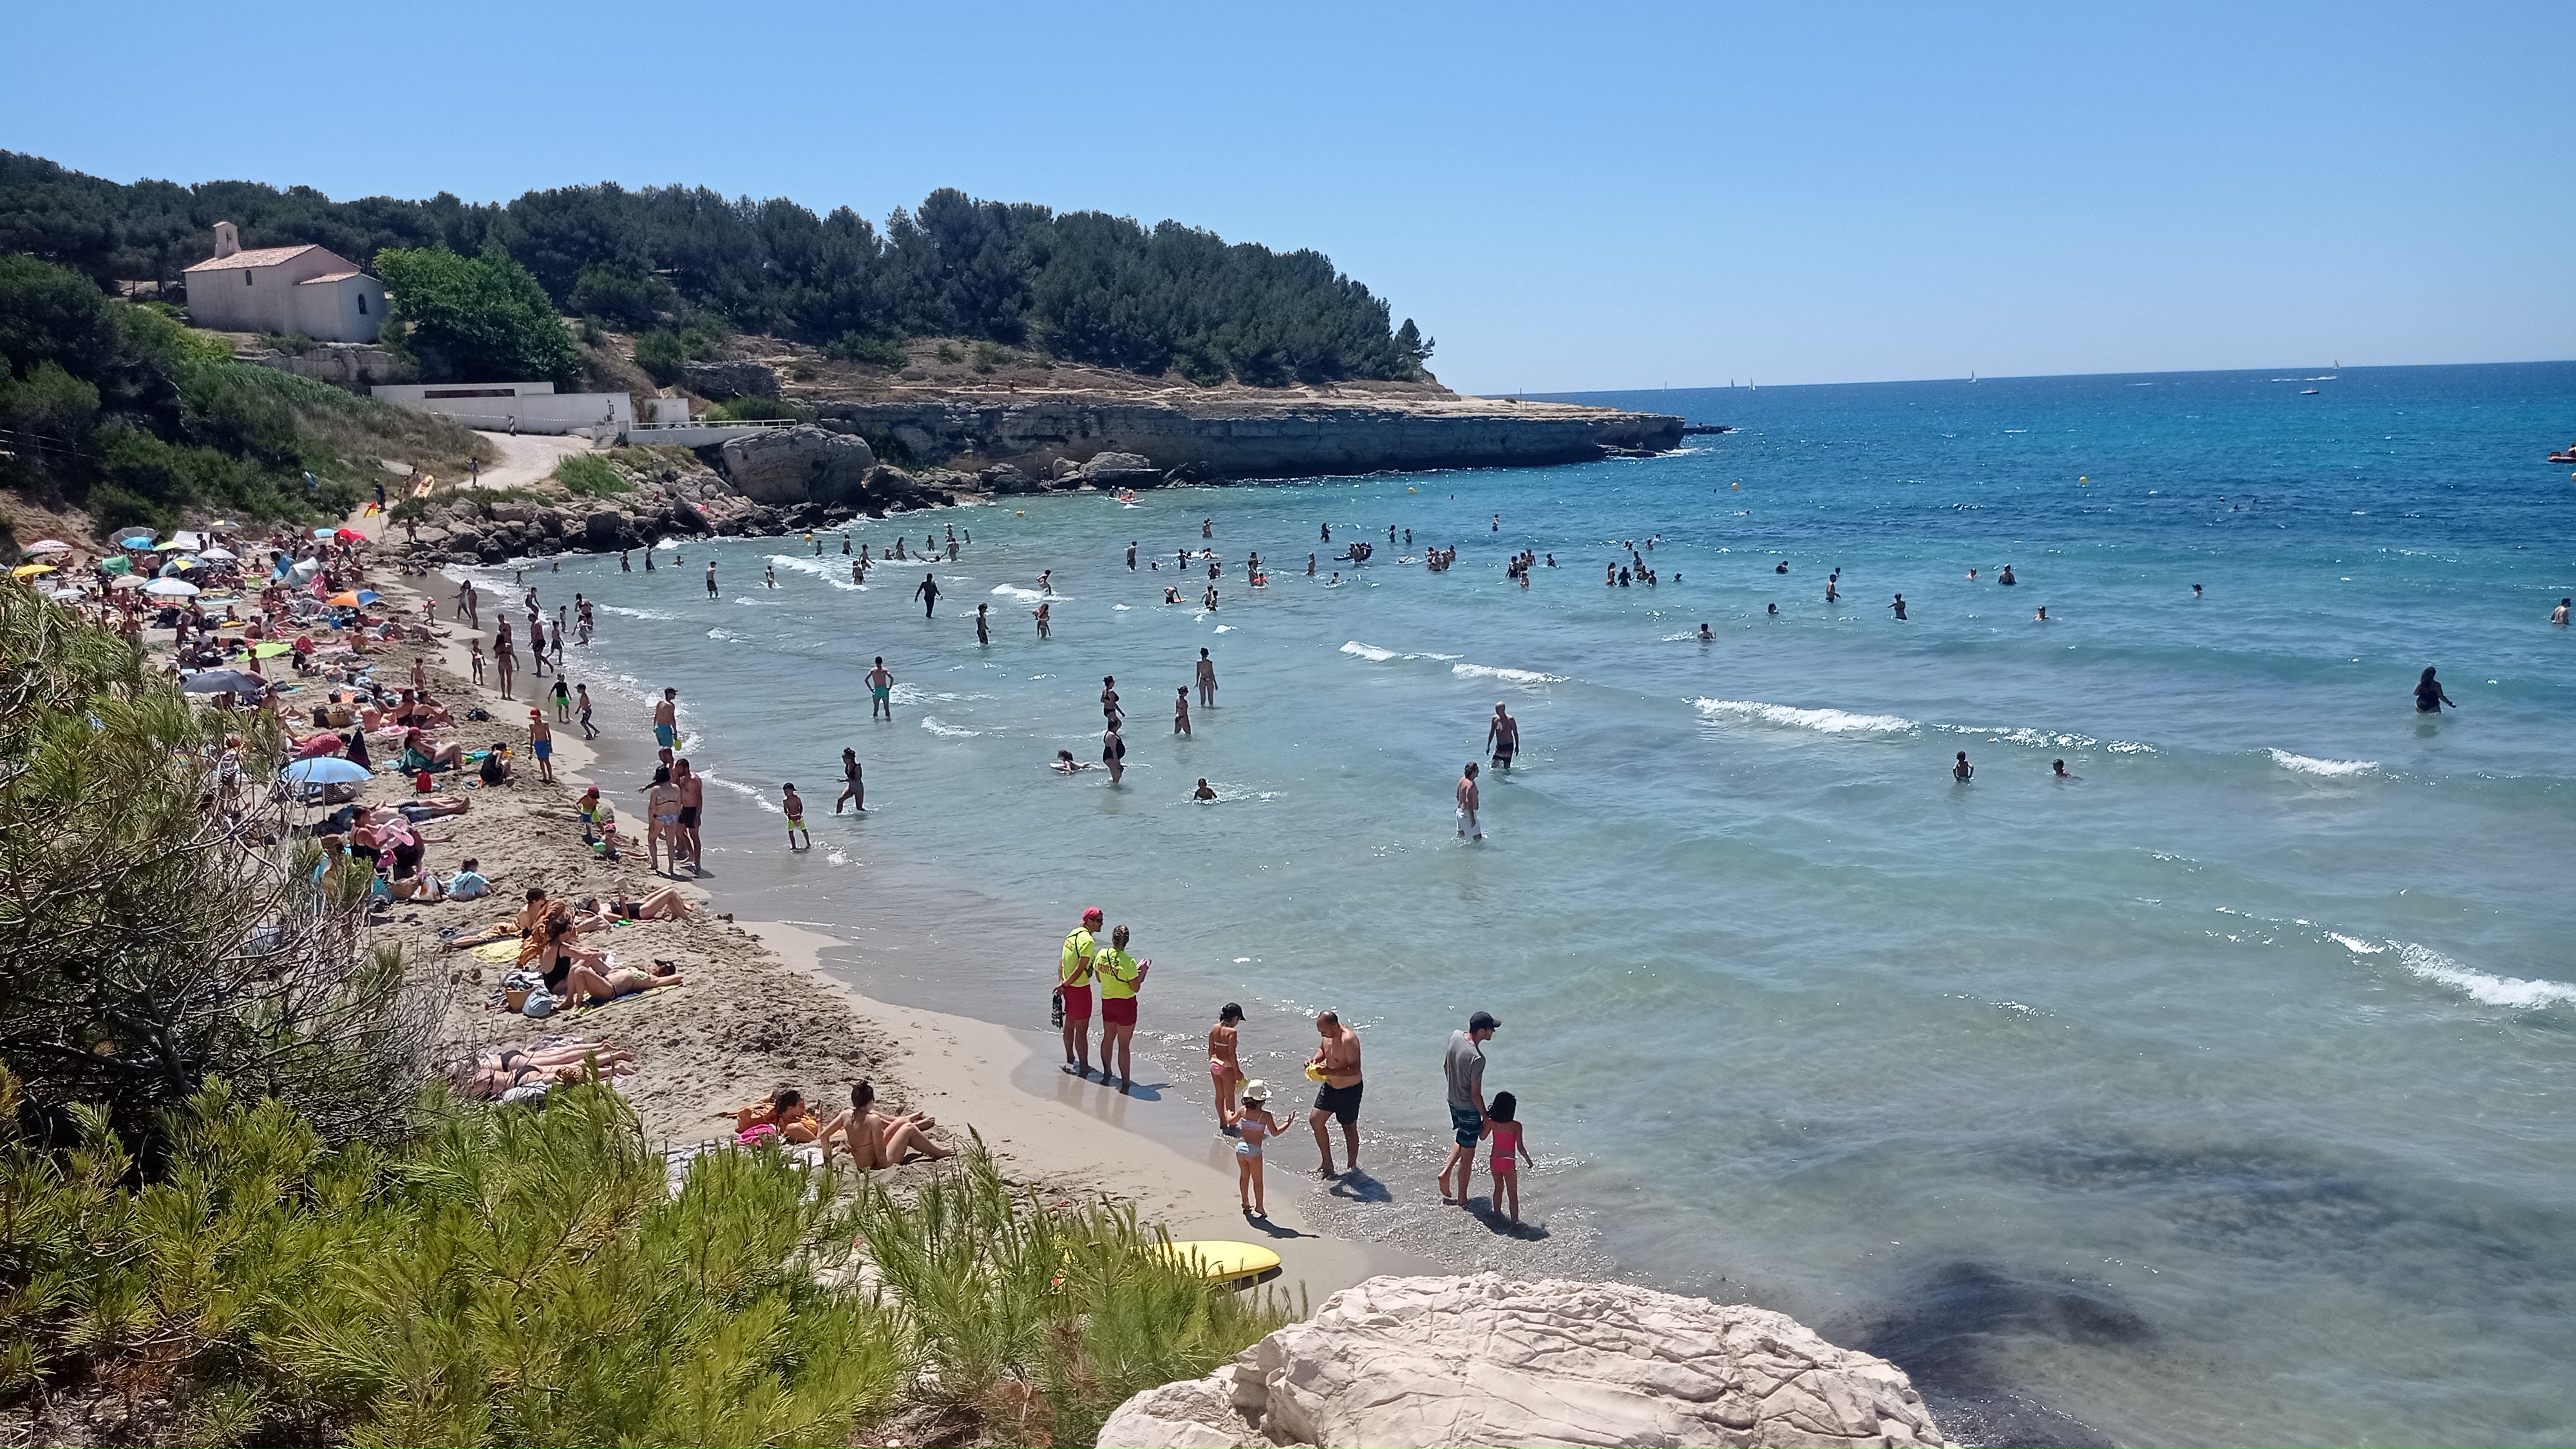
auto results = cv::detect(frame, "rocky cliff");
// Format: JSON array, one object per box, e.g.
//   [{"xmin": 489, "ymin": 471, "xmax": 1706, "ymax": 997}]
[{"xmin": 1098, "ymin": 1274, "xmax": 1953, "ymax": 1449}]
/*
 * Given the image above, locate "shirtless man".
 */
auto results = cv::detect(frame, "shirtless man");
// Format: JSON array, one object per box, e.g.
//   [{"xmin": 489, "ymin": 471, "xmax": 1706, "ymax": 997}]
[
  {"xmin": 914, "ymin": 571, "xmax": 941, "ymax": 618},
  {"xmin": 835, "ymin": 747, "xmax": 864, "ymax": 813},
  {"xmin": 1456, "ymin": 762, "xmax": 1482, "ymax": 839},
  {"xmin": 975, "ymin": 602, "xmax": 990, "ymax": 645},
  {"xmin": 1485, "ymin": 703, "xmax": 1519, "ymax": 773},
  {"xmin": 1306, "ymin": 1010, "xmax": 1363, "ymax": 1177},
  {"xmin": 1126, "ymin": 542, "xmax": 1137, "ymax": 571},
  {"xmin": 1195, "ymin": 647, "xmax": 1218, "ymax": 708},
  {"xmin": 705, "ymin": 561, "xmax": 719, "ymax": 600},
  {"xmin": 819, "ymin": 1081, "xmax": 949, "ymax": 1168},
  {"xmin": 673, "ymin": 757, "xmax": 706, "ymax": 875},
  {"xmin": 866, "ymin": 658, "xmax": 894, "ymax": 720},
  {"xmin": 653, "ymin": 688, "xmax": 679, "ymax": 751}
]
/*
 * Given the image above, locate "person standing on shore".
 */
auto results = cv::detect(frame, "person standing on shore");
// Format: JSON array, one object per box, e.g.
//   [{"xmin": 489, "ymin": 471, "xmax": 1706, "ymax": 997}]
[
  {"xmin": 867, "ymin": 659, "xmax": 894, "ymax": 721},
  {"xmin": 654, "ymin": 688, "xmax": 679, "ymax": 750},
  {"xmin": 1486, "ymin": 703, "xmax": 1518, "ymax": 773},
  {"xmin": 1096, "ymin": 923, "xmax": 1150, "ymax": 1091},
  {"xmin": 1058, "ymin": 908, "xmax": 1101, "ymax": 1077},
  {"xmin": 914, "ymin": 571, "xmax": 941, "ymax": 618},
  {"xmin": 1456, "ymin": 762, "xmax": 1482, "ymax": 839},
  {"xmin": 835, "ymin": 747, "xmax": 864, "ymax": 813},
  {"xmin": 527, "ymin": 709, "xmax": 555, "ymax": 784},
  {"xmin": 781, "ymin": 783, "xmax": 809, "ymax": 851},
  {"xmin": 1196, "ymin": 647, "xmax": 1218, "ymax": 709},
  {"xmin": 1306, "ymin": 1010, "xmax": 1363, "ymax": 1179},
  {"xmin": 1437, "ymin": 1011, "xmax": 1500, "ymax": 1205},
  {"xmin": 551, "ymin": 677, "xmax": 570, "ymax": 723},
  {"xmin": 673, "ymin": 757, "xmax": 705, "ymax": 875},
  {"xmin": 493, "ymin": 620, "xmax": 516, "ymax": 699},
  {"xmin": 1208, "ymin": 1003, "xmax": 1244, "ymax": 1133}
]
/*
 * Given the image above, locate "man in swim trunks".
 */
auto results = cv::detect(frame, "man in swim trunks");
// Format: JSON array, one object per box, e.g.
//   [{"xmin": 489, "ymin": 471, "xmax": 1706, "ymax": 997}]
[
  {"xmin": 1059, "ymin": 907, "xmax": 1102, "ymax": 1077},
  {"xmin": 835, "ymin": 748, "xmax": 864, "ymax": 813},
  {"xmin": 527, "ymin": 708, "xmax": 554, "ymax": 784},
  {"xmin": 654, "ymin": 688, "xmax": 679, "ymax": 750},
  {"xmin": 1307, "ymin": 1011, "xmax": 1363, "ymax": 1177},
  {"xmin": 1486, "ymin": 703, "xmax": 1518, "ymax": 773},
  {"xmin": 705, "ymin": 561, "xmax": 718, "ymax": 599},
  {"xmin": 1437, "ymin": 1010, "xmax": 1499, "ymax": 1204},
  {"xmin": 867, "ymin": 658, "xmax": 894, "ymax": 720},
  {"xmin": 674, "ymin": 757, "xmax": 705, "ymax": 875}
]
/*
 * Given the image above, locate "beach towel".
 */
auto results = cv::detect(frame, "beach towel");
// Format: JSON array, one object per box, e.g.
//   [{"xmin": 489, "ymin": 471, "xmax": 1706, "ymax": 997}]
[{"xmin": 471, "ymin": 939, "xmax": 523, "ymax": 963}]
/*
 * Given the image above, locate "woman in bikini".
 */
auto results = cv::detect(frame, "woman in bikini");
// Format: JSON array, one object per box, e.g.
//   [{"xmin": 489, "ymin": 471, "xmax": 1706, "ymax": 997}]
[
  {"xmin": 1208, "ymin": 1003, "xmax": 1245, "ymax": 1134},
  {"xmin": 558, "ymin": 958, "xmax": 683, "ymax": 1009},
  {"xmin": 730, "ymin": 1088, "xmax": 822, "ymax": 1144},
  {"xmin": 643, "ymin": 766, "xmax": 681, "ymax": 876},
  {"xmin": 492, "ymin": 620, "xmax": 518, "ymax": 699}
]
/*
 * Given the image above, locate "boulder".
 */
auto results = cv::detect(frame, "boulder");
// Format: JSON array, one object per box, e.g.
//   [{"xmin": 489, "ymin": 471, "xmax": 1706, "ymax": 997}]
[
  {"xmin": 891, "ymin": 422, "xmax": 938, "ymax": 457},
  {"xmin": 1095, "ymin": 1274, "xmax": 1952, "ymax": 1449},
  {"xmin": 715, "ymin": 426, "xmax": 877, "ymax": 507},
  {"xmin": 585, "ymin": 510, "xmax": 627, "ymax": 549},
  {"xmin": 1081, "ymin": 450, "xmax": 1159, "ymax": 483},
  {"xmin": 980, "ymin": 464, "xmax": 1037, "ymax": 494},
  {"xmin": 683, "ymin": 359, "xmax": 779, "ymax": 400}
]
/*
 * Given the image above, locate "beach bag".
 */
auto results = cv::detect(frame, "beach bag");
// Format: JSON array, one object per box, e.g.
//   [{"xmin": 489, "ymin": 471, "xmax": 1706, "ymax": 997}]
[
  {"xmin": 415, "ymin": 770, "xmax": 435, "ymax": 793},
  {"xmin": 521, "ymin": 990, "xmax": 557, "ymax": 1019},
  {"xmin": 736, "ymin": 1122, "xmax": 779, "ymax": 1148}
]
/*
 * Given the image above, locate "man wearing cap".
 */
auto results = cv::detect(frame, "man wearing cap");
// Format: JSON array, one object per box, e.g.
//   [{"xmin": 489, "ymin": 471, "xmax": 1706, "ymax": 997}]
[
  {"xmin": 1058, "ymin": 909, "xmax": 1103, "ymax": 1077},
  {"xmin": 1437, "ymin": 1011, "xmax": 1501, "ymax": 1205},
  {"xmin": 1306, "ymin": 1010, "xmax": 1364, "ymax": 1178}
]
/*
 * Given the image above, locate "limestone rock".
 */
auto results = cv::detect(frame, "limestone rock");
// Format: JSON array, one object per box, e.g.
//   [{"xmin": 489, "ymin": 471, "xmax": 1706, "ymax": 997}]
[
  {"xmin": 980, "ymin": 463, "xmax": 1037, "ymax": 494},
  {"xmin": 1081, "ymin": 450, "xmax": 1161, "ymax": 486},
  {"xmin": 715, "ymin": 425, "xmax": 876, "ymax": 506},
  {"xmin": 684, "ymin": 359, "xmax": 779, "ymax": 400},
  {"xmin": 1096, "ymin": 1274, "xmax": 1951, "ymax": 1449}
]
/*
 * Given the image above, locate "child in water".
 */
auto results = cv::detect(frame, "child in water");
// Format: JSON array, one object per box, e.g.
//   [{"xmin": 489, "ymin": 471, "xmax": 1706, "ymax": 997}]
[
  {"xmin": 1234, "ymin": 1080, "xmax": 1287, "ymax": 1217},
  {"xmin": 1482, "ymin": 1091, "xmax": 1535, "ymax": 1224},
  {"xmin": 781, "ymin": 783, "xmax": 809, "ymax": 849}
]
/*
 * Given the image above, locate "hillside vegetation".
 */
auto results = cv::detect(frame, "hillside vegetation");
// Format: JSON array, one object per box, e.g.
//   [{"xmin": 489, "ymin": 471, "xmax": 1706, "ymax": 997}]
[
  {"xmin": 0, "ymin": 253, "xmax": 488, "ymax": 537},
  {"xmin": 2, "ymin": 151, "xmax": 1436, "ymax": 389}
]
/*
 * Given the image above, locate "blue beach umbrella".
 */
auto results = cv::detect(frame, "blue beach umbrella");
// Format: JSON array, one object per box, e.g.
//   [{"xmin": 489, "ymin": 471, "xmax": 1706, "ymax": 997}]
[{"xmin": 280, "ymin": 757, "xmax": 370, "ymax": 785}]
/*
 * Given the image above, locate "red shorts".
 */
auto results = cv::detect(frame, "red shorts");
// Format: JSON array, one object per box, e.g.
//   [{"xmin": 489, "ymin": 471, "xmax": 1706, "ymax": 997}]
[
  {"xmin": 1059, "ymin": 984, "xmax": 1093, "ymax": 1019},
  {"xmin": 1101, "ymin": 996, "xmax": 1138, "ymax": 1026}
]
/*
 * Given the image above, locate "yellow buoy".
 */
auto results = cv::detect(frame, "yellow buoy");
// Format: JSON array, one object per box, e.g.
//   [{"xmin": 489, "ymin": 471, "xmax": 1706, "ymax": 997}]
[{"xmin": 1732, "ymin": 481, "xmax": 1741, "ymax": 490}]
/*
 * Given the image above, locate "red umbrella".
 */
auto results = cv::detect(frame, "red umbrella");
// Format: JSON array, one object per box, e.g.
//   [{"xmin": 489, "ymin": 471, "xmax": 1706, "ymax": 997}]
[{"xmin": 335, "ymin": 528, "xmax": 366, "ymax": 542}]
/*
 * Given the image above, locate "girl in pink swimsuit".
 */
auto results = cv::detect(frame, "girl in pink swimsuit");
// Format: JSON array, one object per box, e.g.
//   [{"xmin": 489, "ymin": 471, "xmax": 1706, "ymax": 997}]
[
  {"xmin": 1483, "ymin": 1092, "xmax": 1535, "ymax": 1224},
  {"xmin": 1233, "ymin": 1082, "xmax": 1287, "ymax": 1218}
]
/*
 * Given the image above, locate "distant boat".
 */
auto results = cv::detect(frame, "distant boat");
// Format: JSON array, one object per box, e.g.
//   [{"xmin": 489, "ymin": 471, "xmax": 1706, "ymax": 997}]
[
  {"xmin": 2548, "ymin": 444, "xmax": 2576, "ymax": 464},
  {"xmin": 2299, "ymin": 388, "xmax": 2320, "ymax": 395}
]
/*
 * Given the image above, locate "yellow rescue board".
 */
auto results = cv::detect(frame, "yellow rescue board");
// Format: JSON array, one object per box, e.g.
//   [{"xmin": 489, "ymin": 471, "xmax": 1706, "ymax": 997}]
[{"xmin": 1151, "ymin": 1240, "xmax": 1282, "ymax": 1283}]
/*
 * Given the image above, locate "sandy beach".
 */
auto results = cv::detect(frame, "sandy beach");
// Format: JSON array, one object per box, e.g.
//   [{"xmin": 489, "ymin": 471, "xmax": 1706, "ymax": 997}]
[{"xmin": 357, "ymin": 565, "xmax": 1432, "ymax": 1304}]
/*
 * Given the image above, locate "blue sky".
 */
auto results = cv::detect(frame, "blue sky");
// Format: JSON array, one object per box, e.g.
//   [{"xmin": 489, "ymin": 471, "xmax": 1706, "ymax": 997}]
[{"xmin": 5, "ymin": 2, "xmax": 2569, "ymax": 392}]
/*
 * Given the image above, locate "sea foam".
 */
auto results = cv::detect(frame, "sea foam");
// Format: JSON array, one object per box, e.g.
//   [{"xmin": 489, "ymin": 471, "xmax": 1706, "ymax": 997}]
[
  {"xmin": 1695, "ymin": 699, "xmax": 1916, "ymax": 734},
  {"xmin": 1453, "ymin": 663, "xmax": 1566, "ymax": 685},
  {"xmin": 2332, "ymin": 934, "xmax": 2576, "ymax": 1009},
  {"xmin": 2268, "ymin": 748, "xmax": 2377, "ymax": 779}
]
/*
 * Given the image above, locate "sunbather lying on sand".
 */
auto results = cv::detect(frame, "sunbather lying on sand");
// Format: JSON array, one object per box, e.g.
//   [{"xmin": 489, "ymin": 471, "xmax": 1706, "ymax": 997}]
[
  {"xmin": 729, "ymin": 1088, "xmax": 822, "ymax": 1144},
  {"xmin": 574, "ymin": 886, "xmax": 696, "ymax": 925},
  {"xmin": 818, "ymin": 1080, "xmax": 952, "ymax": 1168},
  {"xmin": 559, "ymin": 958, "xmax": 683, "ymax": 1009},
  {"xmin": 456, "ymin": 1042, "xmax": 634, "ymax": 1099},
  {"xmin": 397, "ymin": 795, "xmax": 471, "ymax": 822}
]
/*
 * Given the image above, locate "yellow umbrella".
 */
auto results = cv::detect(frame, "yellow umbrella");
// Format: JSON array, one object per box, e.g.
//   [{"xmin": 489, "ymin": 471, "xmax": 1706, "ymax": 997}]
[{"xmin": 12, "ymin": 564, "xmax": 56, "ymax": 578}]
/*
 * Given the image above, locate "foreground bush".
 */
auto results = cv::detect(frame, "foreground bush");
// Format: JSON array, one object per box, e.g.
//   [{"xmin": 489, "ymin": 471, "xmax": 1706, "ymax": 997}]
[{"xmin": 0, "ymin": 1073, "xmax": 1287, "ymax": 1447}]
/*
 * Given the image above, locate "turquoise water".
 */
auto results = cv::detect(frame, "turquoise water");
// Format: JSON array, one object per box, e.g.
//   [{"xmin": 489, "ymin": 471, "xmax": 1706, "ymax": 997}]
[{"xmin": 492, "ymin": 362, "xmax": 2575, "ymax": 1446}]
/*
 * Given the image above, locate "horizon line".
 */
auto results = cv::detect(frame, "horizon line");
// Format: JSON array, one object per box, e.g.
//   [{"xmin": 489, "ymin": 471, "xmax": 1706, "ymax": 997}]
[{"xmin": 1484, "ymin": 355, "xmax": 2576, "ymax": 399}]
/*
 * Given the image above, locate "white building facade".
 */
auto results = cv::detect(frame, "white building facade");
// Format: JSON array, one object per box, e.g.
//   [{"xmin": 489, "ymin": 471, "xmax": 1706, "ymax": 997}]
[
  {"xmin": 370, "ymin": 381, "xmax": 635, "ymax": 439},
  {"xmin": 180, "ymin": 222, "xmax": 386, "ymax": 343}
]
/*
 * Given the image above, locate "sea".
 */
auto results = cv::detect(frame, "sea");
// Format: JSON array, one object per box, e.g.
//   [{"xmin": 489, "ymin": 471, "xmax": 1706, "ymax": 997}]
[{"xmin": 473, "ymin": 360, "xmax": 2576, "ymax": 1447}]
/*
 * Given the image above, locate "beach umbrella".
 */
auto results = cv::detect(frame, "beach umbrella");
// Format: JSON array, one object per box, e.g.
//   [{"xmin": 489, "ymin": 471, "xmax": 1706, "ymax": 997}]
[
  {"xmin": 48, "ymin": 587, "xmax": 86, "ymax": 600},
  {"xmin": 196, "ymin": 545, "xmax": 238, "ymax": 560},
  {"xmin": 23, "ymin": 540, "xmax": 71, "ymax": 554},
  {"xmin": 281, "ymin": 757, "xmax": 370, "ymax": 785},
  {"xmin": 181, "ymin": 668, "xmax": 267, "ymax": 695},
  {"xmin": 117, "ymin": 533, "xmax": 156, "ymax": 548},
  {"xmin": 310, "ymin": 527, "xmax": 339, "ymax": 539},
  {"xmin": 99, "ymin": 556, "xmax": 131, "ymax": 575},
  {"xmin": 108, "ymin": 573, "xmax": 147, "ymax": 589},
  {"xmin": 143, "ymin": 578, "xmax": 201, "ymax": 598},
  {"xmin": 354, "ymin": 589, "xmax": 382, "ymax": 605},
  {"xmin": 12, "ymin": 564, "xmax": 55, "ymax": 578},
  {"xmin": 326, "ymin": 591, "xmax": 363, "ymax": 607}
]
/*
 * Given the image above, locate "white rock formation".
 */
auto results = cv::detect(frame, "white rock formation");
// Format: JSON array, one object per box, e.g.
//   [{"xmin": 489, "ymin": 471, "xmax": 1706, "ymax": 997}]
[{"xmin": 1097, "ymin": 1274, "xmax": 1951, "ymax": 1449}]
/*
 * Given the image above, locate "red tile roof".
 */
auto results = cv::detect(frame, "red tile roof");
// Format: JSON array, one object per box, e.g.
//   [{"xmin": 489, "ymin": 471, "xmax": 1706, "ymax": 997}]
[{"xmin": 183, "ymin": 243, "xmax": 328, "ymax": 273}]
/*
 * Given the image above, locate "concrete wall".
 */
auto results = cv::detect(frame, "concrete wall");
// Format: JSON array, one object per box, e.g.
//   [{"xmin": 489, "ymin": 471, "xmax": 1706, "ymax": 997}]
[{"xmin": 374, "ymin": 383, "xmax": 634, "ymax": 435}]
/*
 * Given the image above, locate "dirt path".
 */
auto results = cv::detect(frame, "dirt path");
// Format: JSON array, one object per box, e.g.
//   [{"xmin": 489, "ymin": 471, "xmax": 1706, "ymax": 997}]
[{"xmin": 464, "ymin": 430, "xmax": 594, "ymax": 491}]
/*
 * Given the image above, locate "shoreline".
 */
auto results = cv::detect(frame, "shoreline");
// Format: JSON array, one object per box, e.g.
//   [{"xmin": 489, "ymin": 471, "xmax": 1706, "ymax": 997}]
[{"xmin": 369, "ymin": 564, "xmax": 1437, "ymax": 1305}]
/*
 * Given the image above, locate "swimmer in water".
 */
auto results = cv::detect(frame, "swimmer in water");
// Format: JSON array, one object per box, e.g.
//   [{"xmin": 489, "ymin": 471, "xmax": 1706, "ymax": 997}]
[
  {"xmin": 1193, "ymin": 777, "xmax": 1217, "ymax": 801},
  {"xmin": 2034, "ymin": 606, "xmax": 2049, "ymax": 621},
  {"xmin": 1967, "ymin": 568, "xmax": 1978, "ymax": 580},
  {"xmin": 1766, "ymin": 603, "xmax": 1779, "ymax": 616},
  {"xmin": 1891, "ymin": 593, "xmax": 1909, "ymax": 620},
  {"xmin": 2413, "ymin": 666, "xmax": 2456, "ymax": 714},
  {"xmin": 2552, "ymin": 598, "xmax": 2570, "ymax": 626},
  {"xmin": 2052, "ymin": 759, "xmax": 2077, "ymax": 781},
  {"xmin": 1052, "ymin": 750, "xmax": 1101, "ymax": 773},
  {"xmin": 1953, "ymin": 752, "xmax": 1973, "ymax": 782},
  {"xmin": 2193, "ymin": 583, "xmax": 2204, "ymax": 599},
  {"xmin": 1696, "ymin": 622, "xmax": 1713, "ymax": 641}
]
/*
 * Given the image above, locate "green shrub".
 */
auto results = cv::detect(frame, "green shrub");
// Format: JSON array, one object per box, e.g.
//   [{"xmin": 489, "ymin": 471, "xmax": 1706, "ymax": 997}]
[
  {"xmin": 551, "ymin": 451, "xmax": 633, "ymax": 498},
  {"xmin": 824, "ymin": 333, "xmax": 907, "ymax": 368},
  {"xmin": 705, "ymin": 394, "xmax": 810, "ymax": 424},
  {"xmin": 567, "ymin": 260, "xmax": 675, "ymax": 330},
  {"xmin": 934, "ymin": 341, "xmax": 961, "ymax": 365},
  {"xmin": 971, "ymin": 340, "xmax": 1014, "ymax": 374},
  {"xmin": 0, "ymin": 1074, "xmax": 1285, "ymax": 1447}
]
